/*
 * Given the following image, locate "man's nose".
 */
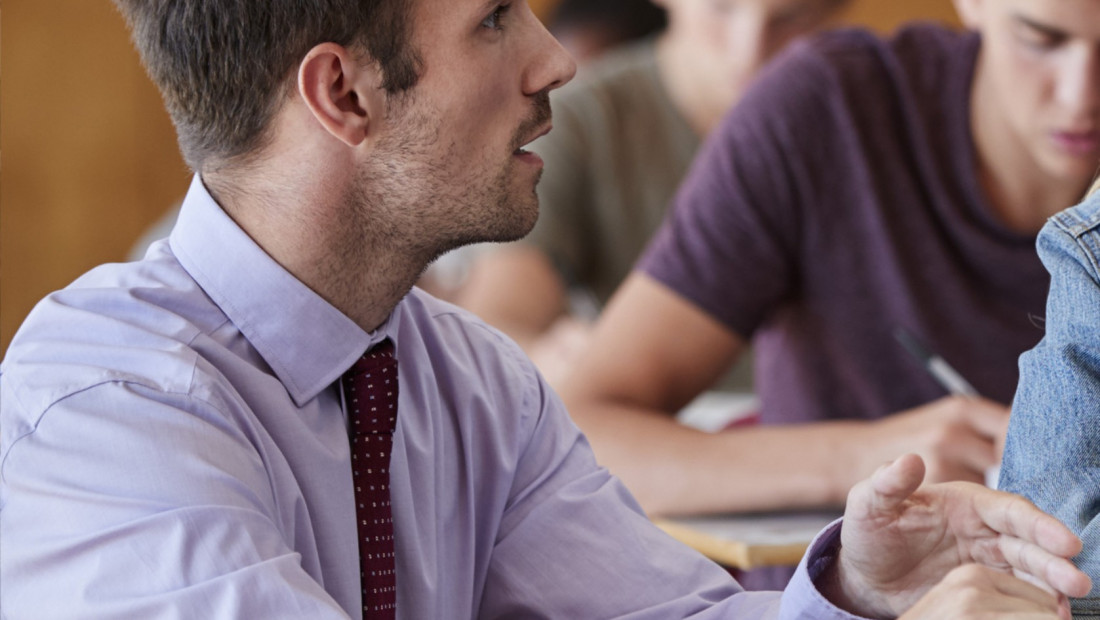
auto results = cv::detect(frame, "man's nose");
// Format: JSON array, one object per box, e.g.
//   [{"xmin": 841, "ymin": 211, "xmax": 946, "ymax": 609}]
[
  {"xmin": 524, "ymin": 17, "xmax": 577, "ymax": 96},
  {"xmin": 1055, "ymin": 45, "xmax": 1100, "ymax": 118}
]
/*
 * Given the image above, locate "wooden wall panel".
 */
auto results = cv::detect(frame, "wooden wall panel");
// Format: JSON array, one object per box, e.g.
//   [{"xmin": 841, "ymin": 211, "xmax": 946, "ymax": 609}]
[
  {"xmin": 0, "ymin": 0, "xmax": 960, "ymax": 356},
  {"xmin": 2, "ymin": 1, "xmax": 190, "ymax": 353},
  {"xmin": 839, "ymin": 0, "xmax": 959, "ymax": 32}
]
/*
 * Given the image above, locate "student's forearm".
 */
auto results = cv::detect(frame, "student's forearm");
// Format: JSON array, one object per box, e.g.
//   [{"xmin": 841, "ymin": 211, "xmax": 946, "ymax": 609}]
[
  {"xmin": 567, "ymin": 400, "xmax": 868, "ymax": 516},
  {"xmin": 456, "ymin": 246, "xmax": 569, "ymax": 340}
]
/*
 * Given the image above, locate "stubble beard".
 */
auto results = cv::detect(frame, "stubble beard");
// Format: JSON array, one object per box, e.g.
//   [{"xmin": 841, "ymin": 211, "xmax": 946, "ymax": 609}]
[
  {"xmin": 432, "ymin": 90, "xmax": 552, "ymax": 253},
  {"xmin": 337, "ymin": 91, "xmax": 551, "ymax": 276}
]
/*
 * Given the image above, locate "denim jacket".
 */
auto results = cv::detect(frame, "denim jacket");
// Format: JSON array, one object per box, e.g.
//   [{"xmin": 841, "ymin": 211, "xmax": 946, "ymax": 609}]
[{"xmin": 1001, "ymin": 189, "xmax": 1100, "ymax": 618}]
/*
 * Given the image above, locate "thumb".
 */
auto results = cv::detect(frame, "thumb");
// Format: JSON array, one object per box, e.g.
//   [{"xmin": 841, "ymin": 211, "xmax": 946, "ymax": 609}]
[{"xmin": 853, "ymin": 454, "xmax": 927, "ymax": 518}]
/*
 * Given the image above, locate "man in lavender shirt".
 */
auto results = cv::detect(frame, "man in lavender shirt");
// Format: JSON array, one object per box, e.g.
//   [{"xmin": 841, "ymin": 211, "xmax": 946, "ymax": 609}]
[{"xmin": 0, "ymin": 1, "xmax": 1089, "ymax": 618}]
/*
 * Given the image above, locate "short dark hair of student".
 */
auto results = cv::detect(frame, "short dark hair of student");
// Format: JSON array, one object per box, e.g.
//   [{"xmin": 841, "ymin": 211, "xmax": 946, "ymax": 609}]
[{"xmin": 113, "ymin": 0, "xmax": 422, "ymax": 171}]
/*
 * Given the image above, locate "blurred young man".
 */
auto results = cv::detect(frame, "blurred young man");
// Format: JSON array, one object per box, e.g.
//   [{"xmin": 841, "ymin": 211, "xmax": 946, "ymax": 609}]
[
  {"xmin": 564, "ymin": 0, "xmax": 1100, "ymax": 514},
  {"xmin": 456, "ymin": 0, "xmax": 848, "ymax": 384},
  {"xmin": 0, "ymin": 0, "xmax": 1090, "ymax": 618}
]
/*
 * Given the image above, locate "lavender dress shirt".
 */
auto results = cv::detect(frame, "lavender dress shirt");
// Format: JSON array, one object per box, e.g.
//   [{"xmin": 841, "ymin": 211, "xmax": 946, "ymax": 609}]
[{"xmin": 1, "ymin": 176, "xmax": 864, "ymax": 619}]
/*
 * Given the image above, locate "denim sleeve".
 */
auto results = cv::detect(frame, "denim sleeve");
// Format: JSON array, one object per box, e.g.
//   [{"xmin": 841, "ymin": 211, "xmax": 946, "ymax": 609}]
[{"xmin": 1001, "ymin": 197, "xmax": 1100, "ymax": 617}]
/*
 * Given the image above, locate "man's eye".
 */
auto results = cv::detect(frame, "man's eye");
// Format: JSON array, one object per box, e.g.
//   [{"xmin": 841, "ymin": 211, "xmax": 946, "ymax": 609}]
[{"xmin": 482, "ymin": 3, "xmax": 510, "ymax": 30}]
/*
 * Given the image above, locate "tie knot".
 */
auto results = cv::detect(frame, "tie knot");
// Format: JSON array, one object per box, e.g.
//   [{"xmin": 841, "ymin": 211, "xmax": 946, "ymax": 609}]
[
  {"xmin": 342, "ymin": 338, "xmax": 399, "ymax": 438},
  {"xmin": 346, "ymin": 339, "xmax": 396, "ymax": 379}
]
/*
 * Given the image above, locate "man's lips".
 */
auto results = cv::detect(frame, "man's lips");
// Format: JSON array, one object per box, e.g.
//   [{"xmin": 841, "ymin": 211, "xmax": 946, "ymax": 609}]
[{"xmin": 514, "ymin": 123, "xmax": 552, "ymax": 155}]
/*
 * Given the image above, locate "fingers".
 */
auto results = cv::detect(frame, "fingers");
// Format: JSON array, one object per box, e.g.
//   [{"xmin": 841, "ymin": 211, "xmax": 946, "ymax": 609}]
[
  {"xmin": 979, "ymin": 565, "xmax": 1063, "ymax": 610},
  {"xmin": 936, "ymin": 426, "xmax": 999, "ymax": 477},
  {"xmin": 998, "ymin": 536, "xmax": 1093, "ymax": 599},
  {"xmin": 1057, "ymin": 592, "xmax": 1073, "ymax": 620},
  {"xmin": 901, "ymin": 564, "xmax": 1067, "ymax": 620},
  {"xmin": 877, "ymin": 398, "xmax": 1006, "ymax": 484},
  {"xmin": 956, "ymin": 487, "xmax": 1091, "ymax": 597},
  {"xmin": 958, "ymin": 397, "xmax": 1010, "ymax": 440},
  {"xmin": 971, "ymin": 490, "xmax": 1084, "ymax": 559},
  {"xmin": 849, "ymin": 454, "xmax": 926, "ymax": 519}
]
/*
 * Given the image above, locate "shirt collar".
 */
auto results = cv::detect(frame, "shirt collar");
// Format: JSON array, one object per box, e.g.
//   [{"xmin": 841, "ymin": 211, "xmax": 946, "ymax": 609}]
[{"xmin": 169, "ymin": 175, "xmax": 400, "ymax": 406}]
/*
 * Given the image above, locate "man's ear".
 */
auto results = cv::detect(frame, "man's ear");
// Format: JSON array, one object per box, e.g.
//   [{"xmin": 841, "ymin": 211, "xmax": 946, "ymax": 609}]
[
  {"xmin": 297, "ymin": 43, "xmax": 385, "ymax": 147},
  {"xmin": 952, "ymin": 0, "xmax": 984, "ymax": 30}
]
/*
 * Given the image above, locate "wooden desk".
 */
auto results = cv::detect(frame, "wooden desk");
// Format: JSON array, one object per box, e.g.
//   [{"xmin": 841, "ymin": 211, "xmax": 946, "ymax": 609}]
[
  {"xmin": 667, "ymin": 395, "xmax": 841, "ymax": 569},
  {"xmin": 654, "ymin": 511, "xmax": 842, "ymax": 570}
]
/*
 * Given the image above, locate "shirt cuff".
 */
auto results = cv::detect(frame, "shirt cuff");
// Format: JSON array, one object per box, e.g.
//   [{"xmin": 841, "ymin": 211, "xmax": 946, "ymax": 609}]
[{"xmin": 779, "ymin": 519, "xmax": 873, "ymax": 620}]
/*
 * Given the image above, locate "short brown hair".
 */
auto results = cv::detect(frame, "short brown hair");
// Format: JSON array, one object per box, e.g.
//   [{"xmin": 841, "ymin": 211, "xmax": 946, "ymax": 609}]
[{"xmin": 113, "ymin": 1, "xmax": 422, "ymax": 171}]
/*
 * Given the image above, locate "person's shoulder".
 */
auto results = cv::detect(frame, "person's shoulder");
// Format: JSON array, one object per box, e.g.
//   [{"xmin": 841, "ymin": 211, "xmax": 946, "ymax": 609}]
[
  {"xmin": 400, "ymin": 288, "xmax": 538, "ymax": 377},
  {"xmin": 804, "ymin": 22, "xmax": 968, "ymax": 61},
  {"xmin": 397, "ymin": 289, "xmax": 551, "ymax": 422},
  {"xmin": 1049, "ymin": 191, "xmax": 1100, "ymax": 240},
  {"xmin": 720, "ymin": 29, "xmax": 870, "ymax": 135},
  {"xmin": 887, "ymin": 21, "xmax": 978, "ymax": 59},
  {"xmin": 885, "ymin": 22, "xmax": 979, "ymax": 90},
  {"xmin": 739, "ymin": 23, "xmax": 973, "ymax": 124},
  {"xmin": 771, "ymin": 22, "xmax": 971, "ymax": 83},
  {"xmin": 759, "ymin": 26, "xmax": 882, "ymax": 78},
  {"xmin": 736, "ymin": 28, "xmax": 878, "ymax": 107},
  {"xmin": 2, "ymin": 251, "xmax": 220, "ymax": 416},
  {"xmin": 1037, "ymin": 191, "xmax": 1100, "ymax": 285}
]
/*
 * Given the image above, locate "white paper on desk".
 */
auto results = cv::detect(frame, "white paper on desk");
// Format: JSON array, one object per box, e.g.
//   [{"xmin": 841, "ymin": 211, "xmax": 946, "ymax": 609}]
[
  {"xmin": 667, "ymin": 511, "xmax": 842, "ymax": 546},
  {"xmin": 677, "ymin": 391, "xmax": 760, "ymax": 433}
]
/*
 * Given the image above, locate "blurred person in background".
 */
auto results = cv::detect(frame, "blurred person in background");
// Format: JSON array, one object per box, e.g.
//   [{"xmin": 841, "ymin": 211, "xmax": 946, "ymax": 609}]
[{"xmin": 560, "ymin": 0, "xmax": 1100, "ymax": 590}]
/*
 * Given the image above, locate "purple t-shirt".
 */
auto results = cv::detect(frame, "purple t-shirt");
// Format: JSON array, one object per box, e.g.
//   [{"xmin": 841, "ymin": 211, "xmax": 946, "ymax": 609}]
[{"xmin": 640, "ymin": 24, "xmax": 1049, "ymax": 423}]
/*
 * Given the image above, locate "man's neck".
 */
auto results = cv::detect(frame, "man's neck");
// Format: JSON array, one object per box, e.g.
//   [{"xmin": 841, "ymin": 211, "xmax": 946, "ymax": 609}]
[
  {"xmin": 205, "ymin": 171, "xmax": 423, "ymax": 333},
  {"xmin": 970, "ymin": 60, "xmax": 1091, "ymax": 234}
]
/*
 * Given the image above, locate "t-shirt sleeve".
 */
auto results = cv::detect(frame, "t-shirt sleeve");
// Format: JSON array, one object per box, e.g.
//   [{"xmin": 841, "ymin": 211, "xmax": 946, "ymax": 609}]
[{"xmin": 638, "ymin": 43, "xmax": 838, "ymax": 340}]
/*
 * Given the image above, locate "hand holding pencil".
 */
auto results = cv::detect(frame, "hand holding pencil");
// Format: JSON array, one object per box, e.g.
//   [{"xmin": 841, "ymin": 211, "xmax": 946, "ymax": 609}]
[
  {"xmin": 859, "ymin": 395, "xmax": 1008, "ymax": 486},
  {"xmin": 892, "ymin": 328, "xmax": 1007, "ymax": 487}
]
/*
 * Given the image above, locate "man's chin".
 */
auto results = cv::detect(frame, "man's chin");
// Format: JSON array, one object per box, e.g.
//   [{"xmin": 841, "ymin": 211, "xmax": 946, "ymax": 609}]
[
  {"xmin": 444, "ymin": 208, "xmax": 538, "ymax": 251},
  {"xmin": 493, "ymin": 193, "xmax": 540, "ymax": 242},
  {"xmin": 479, "ymin": 215, "xmax": 538, "ymax": 245}
]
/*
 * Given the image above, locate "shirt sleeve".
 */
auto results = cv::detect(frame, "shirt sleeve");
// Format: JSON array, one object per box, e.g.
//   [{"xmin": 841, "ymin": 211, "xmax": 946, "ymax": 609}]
[
  {"xmin": 1000, "ymin": 207, "xmax": 1100, "ymax": 614},
  {"xmin": 0, "ymin": 381, "xmax": 351, "ymax": 619},
  {"xmin": 636, "ymin": 45, "xmax": 837, "ymax": 340},
  {"xmin": 475, "ymin": 360, "xmax": 871, "ymax": 619}
]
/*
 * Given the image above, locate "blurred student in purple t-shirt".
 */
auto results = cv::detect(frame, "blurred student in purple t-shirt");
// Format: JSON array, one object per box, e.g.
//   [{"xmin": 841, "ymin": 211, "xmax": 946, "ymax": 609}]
[{"xmin": 562, "ymin": 0, "xmax": 1100, "ymax": 527}]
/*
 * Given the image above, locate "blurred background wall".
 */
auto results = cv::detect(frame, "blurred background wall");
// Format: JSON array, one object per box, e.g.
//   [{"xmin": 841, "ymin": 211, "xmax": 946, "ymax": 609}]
[{"xmin": 1, "ymin": 0, "xmax": 959, "ymax": 355}]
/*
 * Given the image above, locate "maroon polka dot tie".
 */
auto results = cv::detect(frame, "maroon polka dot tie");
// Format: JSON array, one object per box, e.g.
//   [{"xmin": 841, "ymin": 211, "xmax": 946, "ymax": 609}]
[{"xmin": 341, "ymin": 339, "xmax": 398, "ymax": 619}]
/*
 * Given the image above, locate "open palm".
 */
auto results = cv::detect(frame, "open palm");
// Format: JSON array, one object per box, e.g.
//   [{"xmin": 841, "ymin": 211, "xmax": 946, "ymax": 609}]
[{"xmin": 832, "ymin": 454, "xmax": 1088, "ymax": 618}]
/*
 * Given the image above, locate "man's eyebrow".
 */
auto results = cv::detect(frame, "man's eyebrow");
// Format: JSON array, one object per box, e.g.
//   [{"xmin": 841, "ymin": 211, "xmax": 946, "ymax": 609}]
[
  {"xmin": 477, "ymin": 0, "xmax": 500, "ymax": 16},
  {"xmin": 1012, "ymin": 13, "xmax": 1068, "ymax": 38}
]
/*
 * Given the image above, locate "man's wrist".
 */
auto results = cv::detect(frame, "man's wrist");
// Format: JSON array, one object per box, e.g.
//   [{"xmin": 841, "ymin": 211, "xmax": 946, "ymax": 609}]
[{"xmin": 810, "ymin": 528, "xmax": 891, "ymax": 619}]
